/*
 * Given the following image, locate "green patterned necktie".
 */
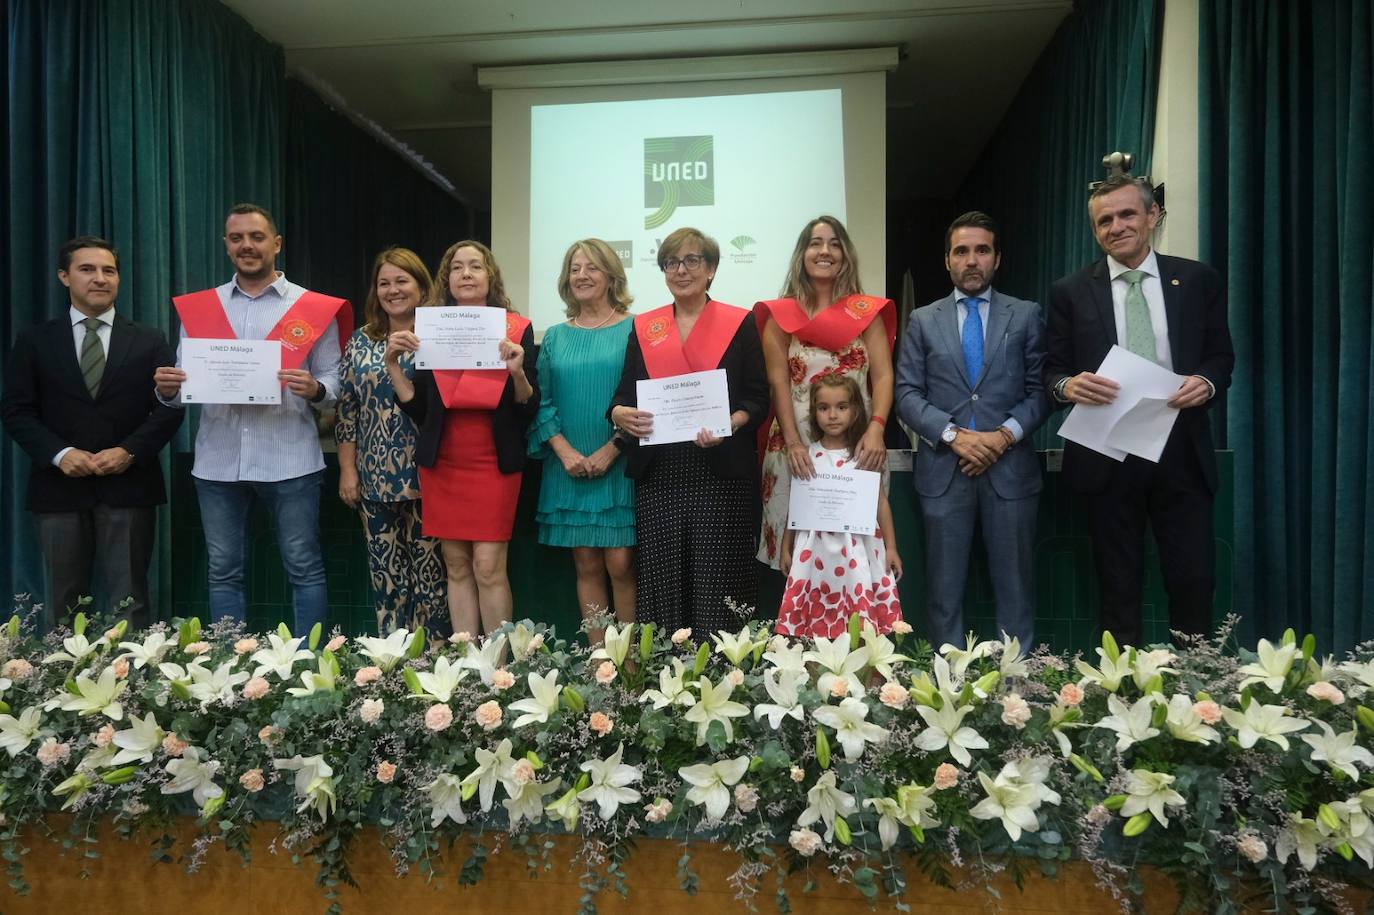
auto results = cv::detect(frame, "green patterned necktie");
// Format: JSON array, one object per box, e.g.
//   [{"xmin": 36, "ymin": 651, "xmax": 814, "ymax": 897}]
[
  {"xmin": 79, "ymin": 316, "xmax": 105, "ymax": 396},
  {"xmin": 1121, "ymin": 269, "xmax": 1157, "ymax": 363}
]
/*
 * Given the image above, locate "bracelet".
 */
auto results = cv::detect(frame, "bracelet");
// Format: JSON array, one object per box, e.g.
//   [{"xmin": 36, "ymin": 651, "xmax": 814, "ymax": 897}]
[{"xmin": 870, "ymin": 415, "xmax": 887, "ymax": 428}]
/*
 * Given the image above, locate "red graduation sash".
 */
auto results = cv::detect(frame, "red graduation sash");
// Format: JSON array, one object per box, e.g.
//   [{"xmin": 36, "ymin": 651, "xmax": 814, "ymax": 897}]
[
  {"xmin": 172, "ymin": 287, "xmax": 354, "ymax": 373},
  {"xmin": 753, "ymin": 294, "xmax": 896, "ymax": 353},
  {"xmin": 634, "ymin": 299, "xmax": 749, "ymax": 379},
  {"xmin": 433, "ymin": 311, "xmax": 531, "ymax": 410}
]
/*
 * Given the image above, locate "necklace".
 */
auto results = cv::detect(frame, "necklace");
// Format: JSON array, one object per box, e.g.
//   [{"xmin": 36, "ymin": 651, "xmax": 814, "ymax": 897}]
[{"xmin": 573, "ymin": 309, "xmax": 615, "ymax": 330}]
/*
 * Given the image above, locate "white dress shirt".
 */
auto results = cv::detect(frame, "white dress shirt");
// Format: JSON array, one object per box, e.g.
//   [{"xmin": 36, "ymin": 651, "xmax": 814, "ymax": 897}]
[
  {"xmin": 51, "ymin": 306, "xmax": 117, "ymax": 467},
  {"xmin": 1107, "ymin": 249, "xmax": 1173, "ymax": 370}
]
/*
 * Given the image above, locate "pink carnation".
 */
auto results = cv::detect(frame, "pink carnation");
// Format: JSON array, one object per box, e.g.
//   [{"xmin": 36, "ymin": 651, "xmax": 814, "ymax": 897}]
[
  {"xmin": 1, "ymin": 659, "xmax": 33, "ymax": 680},
  {"xmin": 325, "ymin": 634, "xmax": 347, "ymax": 653},
  {"xmin": 161, "ymin": 733, "xmax": 188, "ymax": 757},
  {"xmin": 526, "ymin": 633, "xmax": 545, "ymax": 653},
  {"xmin": 425, "ymin": 703, "xmax": 453, "ymax": 732},
  {"xmin": 589, "ymin": 711, "xmax": 614, "ymax": 736},
  {"xmin": 112, "ymin": 658, "xmax": 130, "ymax": 679},
  {"xmin": 1058, "ymin": 683, "xmax": 1084, "ymax": 707},
  {"xmin": 879, "ymin": 682, "xmax": 909, "ymax": 709},
  {"xmin": 511, "ymin": 759, "xmax": 535, "ymax": 786},
  {"xmin": 1000, "ymin": 693, "xmax": 1032, "ymax": 729},
  {"xmin": 184, "ymin": 641, "xmax": 210, "ymax": 656},
  {"xmin": 595, "ymin": 661, "xmax": 617, "ymax": 685},
  {"xmin": 1193, "ymin": 700, "xmax": 1223, "ymax": 724},
  {"xmin": 734, "ymin": 783, "xmax": 759, "ymax": 813},
  {"xmin": 359, "ymin": 698, "xmax": 384, "ymax": 724},
  {"xmin": 491, "ymin": 669, "xmax": 516, "ymax": 690},
  {"xmin": 891, "ymin": 619, "xmax": 913, "ymax": 635},
  {"xmin": 354, "ymin": 666, "xmax": 382, "ymax": 686},
  {"xmin": 258, "ymin": 725, "xmax": 282, "ymax": 744},
  {"xmin": 829, "ymin": 677, "xmax": 850, "ymax": 699},
  {"xmin": 36, "ymin": 737, "xmax": 70, "ymax": 767},
  {"xmin": 1306, "ymin": 681, "xmax": 1346, "ymax": 704},
  {"xmin": 726, "ymin": 668, "xmax": 745, "ymax": 687},
  {"xmin": 789, "ymin": 828, "xmax": 822, "ymax": 856},
  {"xmin": 1237, "ymin": 833, "xmax": 1267, "ymax": 863},
  {"xmin": 103, "ymin": 626, "xmax": 123, "ymax": 643},
  {"xmin": 233, "ymin": 638, "xmax": 259, "ymax": 655},
  {"xmin": 94, "ymin": 724, "xmax": 116, "ymax": 748},
  {"xmin": 450, "ymin": 631, "xmax": 472, "ymax": 644},
  {"xmin": 789, "ymin": 766, "xmax": 806, "ymax": 783},
  {"xmin": 671, "ymin": 628, "xmax": 692, "ymax": 645},
  {"xmin": 645, "ymin": 798, "xmax": 673, "ymax": 823},
  {"xmin": 242, "ymin": 677, "xmax": 270, "ymax": 700},
  {"xmin": 376, "ymin": 761, "xmax": 397, "ymax": 784},
  {"xmin": 473, "ymin": 700, "xmax": 503, "ymax": 731},
  {"xmin": 239, "ymin": 768, "xmax": 264, "ymax": 792},
  {"xmin": 933, "ymin": 762, "xmax": 960, "ymax": 790}
]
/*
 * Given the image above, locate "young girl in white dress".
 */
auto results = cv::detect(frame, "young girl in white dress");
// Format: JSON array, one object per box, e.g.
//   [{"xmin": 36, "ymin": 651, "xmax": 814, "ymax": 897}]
[{"xmin": 776, "ymin": 374, "xmax": 904, "ymax": 638}]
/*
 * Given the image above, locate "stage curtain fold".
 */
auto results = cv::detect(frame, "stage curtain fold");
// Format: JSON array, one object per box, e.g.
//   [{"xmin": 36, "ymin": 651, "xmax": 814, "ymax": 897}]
[{"xmin": 1199, "ymin": 0, "xmax": 1374, "ymax": 652}]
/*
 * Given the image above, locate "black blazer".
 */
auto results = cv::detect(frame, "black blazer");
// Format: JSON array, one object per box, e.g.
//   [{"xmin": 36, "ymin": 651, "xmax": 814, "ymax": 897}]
[
  {"xmin": 1045, "ymin": 253, "xmax": 1235, "ymax": 494},
  {"xmin": 1, "ymin": 312, "xmax": 183, "ymax": 511},
  {"xmin": 609, "ymin": 314, "xmax": 770, "ymax": 480},
  {"xmin": 398, "ymin": 323, "xmax": 539, "ymax": 474}
]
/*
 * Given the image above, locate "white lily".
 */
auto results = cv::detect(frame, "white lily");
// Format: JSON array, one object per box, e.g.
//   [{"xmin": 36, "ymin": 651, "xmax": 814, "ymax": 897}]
[
  {"xmin": 1237, "ymin": 638, "xmax": 1299, "ymax": 693},
  {"xmin": 996, "ymin": 632, "xmax": 1030, "ymax": 680},
  {"xmin": 804, "ymin": 635, "xmax": 869, "ymax": 698},
  {"xmin": 1120, "ymin": 769, "xmax": 1186, "ymax": 826},
  {"xmin": 578, "ymin": 742, "xmax": 642, "ymax": 819},
  {"xmin": 589, "ymin": 623, "xmax": 632, "ymax": 667},
  {"xmin": 0, "ymin": 707, "xmax": 41, "ymax": 757},
  {"xmin": 1163, "ymin": 693, "xmax": 1220, "ymax": 744},
  {"xmin": 796, "ymin": 770, "xmax": 857, "ymax": 842},
  {"xmin": 460, "ymin": 634, "xmax": 507, "ymax": 686},
  {"xmin": 1075, "ymin": 647, "xmax": 1134, "ymax": 693},
  {"xmin": 509, "ymin": 670, "xmax": 562, "ymax": 728},
  {"xmin": 753, "ymin": 668, "xmax": 807, "ymax": 730},
  {"xmin": 508, "ymin": 623, "xmax": 540, "ymax": 662},
  {"xmin": 678, "ymin": 756, "xmax": 751, "ymax": 821},
  {"xmin": 423, "ymin": 773, "xmax": 467, "ymax": 827},
  {"xmin": 461, "ymin": 739, "xmax": 518, "ymax": 812},
  {"xmin": 78, "ymin": 743, "xmax": 118, "ymax": 772},
  {"xmin": 861, "ymin": 622, "xmax": 910, "ymax": 681},
  {"xmin": 864, "ymin": 784, "xmax": 939, "ymax": 849},
  {"xmin": 273, "ymin": 754, "xmax": 337, "ymax": 821},
  {"xmin": 43, "ymin": 633, "xmax": 99, "ymax": 665},
  {"xmin": 1093, "ymin": 694, "xmax": 1160, "ymax": 751},
  {"xmin": 939, "ymin": 633, "xmax": 992, "ymax": 679},
  {"xmin": 545, "ymin": 786, "xmax": 581, "ymax": 831},
  {"xmin": 355, "ymin": 628, "xmax": 416, "ymax": 672},
  {"xmin": 1276, "ymin": 813, "xmax": 1327, "ymax": 870},
  {"xmin": 1338, "ymin": 658, "xmax": 1374, "ymax": 693},
  {"xmin": 683, "ymin": 675, "xmax": 749, "ymax": 745},
  {"xmin": 46, "ymin": 665, "xmax": 126, "ymax": 720},
  {"xmin": 762, "ymin": 640, "xmax": 807, "ymax": 674},
  {"xmin": 186, "ymin": 659, "xmax": 251, "ymax": 706},
  {"xmin": 414, "ymin": 655, "xmax": 469, "ymax": 704},
  {"xmin": 1222, "ymin": 700, "xmax": 1310, "ymax": 751},
  {"xmin": 285, "ymin": 653, "xmax": 338, "ymax": 698},
  {"xmin": 712, "ymin": 625, "xmax": 760, "ymax": 666},
  {"xmin": 1130, "ymin": 648, "xmax": 1177, "ymax": 691},
  {"xmin": 914, "ymin": 694, "xmax": 988, "ymax": 766},
  {"xmin": 813, "ymin": 697, "xmax": 889, "ymax": 762},
  {"xmin": 503, "ymin": 778, "xmax": 559, "ymax": 828},
  {"xmin": 969, "ymin": 757, "xmax": 1061, "ymax": 842},
  {"xmin": 110, "ymin": 712, "xmax": 165, "ymax": 764},
  {"xmin": 1302, "ymin": 720, "xmax": 1374, "ymax": 780},
  {"xmin": 640, "ymin": 659, "xmax": 696, "ymax": 710},
  {"xmin": 117, "ymin": 631, "xmax": 174, "ymax": 669},
  {"xmin": 162, "ymin": 746, "xmax": 223, "ymax": 808},
  {"xmin": 250, "ymin": 633, "xmax": 315, "ymax": 681}
]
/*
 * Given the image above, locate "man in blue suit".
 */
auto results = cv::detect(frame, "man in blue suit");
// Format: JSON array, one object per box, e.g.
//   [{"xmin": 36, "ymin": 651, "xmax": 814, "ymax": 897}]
[{"xmin": 895, "ymin": 211, "xmax": 1049, "ymax": 648}]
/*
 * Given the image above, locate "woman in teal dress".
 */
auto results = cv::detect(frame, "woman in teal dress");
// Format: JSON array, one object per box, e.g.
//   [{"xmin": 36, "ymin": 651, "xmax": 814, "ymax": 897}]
[{"xmin": 529, "ymin": 238, "xmax": 636, "ymax": 644}]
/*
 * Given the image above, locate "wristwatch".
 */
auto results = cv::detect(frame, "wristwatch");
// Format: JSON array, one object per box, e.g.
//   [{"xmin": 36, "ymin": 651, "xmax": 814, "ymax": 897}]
[
  {"xmin": 940, "ymin": 424, "xmax": 958, "ymax": 445},
  {"xmin": 309, "ymin": 381, "xmax": 328, "ymax": 404}
]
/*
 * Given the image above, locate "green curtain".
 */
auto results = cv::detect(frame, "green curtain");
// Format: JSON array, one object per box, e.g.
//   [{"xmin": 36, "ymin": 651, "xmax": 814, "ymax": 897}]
[
  {"xmin": 1199, "ymin": 0, "xmax": 1374, "ymax": 653},
  {"xmin": 954, "ymin": 0, "xmax": 1161, "ymax": 359},
  {"xmin": 281, "ymin": 79, "xmax": 471, "ymax": 310},
  {"xmin": 2, "ymin": 0, "xmax": 285, "ymax": 617}
]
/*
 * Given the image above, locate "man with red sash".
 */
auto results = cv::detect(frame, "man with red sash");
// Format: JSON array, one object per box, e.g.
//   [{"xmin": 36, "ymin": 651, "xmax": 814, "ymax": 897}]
[
  {"xmin": 154, "ymin": 203, "xmax": 351, "ymax": 632},
  {"xmin": 894, "ymin": 211, "xmax": 1049, "ymax": 649}
]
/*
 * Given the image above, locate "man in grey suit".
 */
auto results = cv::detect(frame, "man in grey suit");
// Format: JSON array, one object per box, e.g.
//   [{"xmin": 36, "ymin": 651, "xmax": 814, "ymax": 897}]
[{"xmin": 894, "ymin": 211, "xmax": 1049, "ymax": 648}]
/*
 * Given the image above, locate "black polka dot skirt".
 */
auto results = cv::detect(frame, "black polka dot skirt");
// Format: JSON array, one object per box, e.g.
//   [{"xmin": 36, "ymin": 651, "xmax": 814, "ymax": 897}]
[{"xmin": 635, "ymin": 443, "xmax": 759, "ymax": 632}]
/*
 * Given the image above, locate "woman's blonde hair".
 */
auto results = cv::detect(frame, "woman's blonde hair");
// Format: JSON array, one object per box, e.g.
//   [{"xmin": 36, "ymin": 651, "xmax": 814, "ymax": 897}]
[
  {"xmin": 780, "ymin": 216, "xmax": 863, "ymax": 307},
  {"xmin": 557, "ymin": 238, "xmax": 633, "ymax": 318},
  {"xmin": 432, "ymin": 239, "xmax": 512, "ymax": 310},
  {"xmin": 361, "ymin": 247, "xmax": 434, "ymax": 341}
]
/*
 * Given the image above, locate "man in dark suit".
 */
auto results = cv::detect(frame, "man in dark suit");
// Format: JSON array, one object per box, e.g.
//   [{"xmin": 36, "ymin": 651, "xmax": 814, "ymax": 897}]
[
  {"xmin": 1045, "ymin": 176, "xmax": 1234, "ymax": 646},
  {"xmin": 895, "ymin": 211, "xmax": 1049, "ymax": 649},
  {"xmin": 1, "ymin": 236, "xmax": 183, "ymax": 630}
]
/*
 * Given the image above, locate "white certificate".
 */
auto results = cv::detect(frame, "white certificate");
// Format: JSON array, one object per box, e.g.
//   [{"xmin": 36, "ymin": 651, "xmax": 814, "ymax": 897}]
[
  {"xmin": 1057, "ymin": 345, "xmax": 1185, "ymax": 462},
  {"xmin": 180, "ymin": 338, "xmax": 281, "ymax": 405},
  {"xmin": 415, "ymin": 307, "xmax": 507, "ymax": 369},
  {"xmin": 636, "ymin": 369, "xmax": 732, "ymax": 446},
  {"xmin": 788, "ymin": 461, "xmax": 880, "ymax": 536}
]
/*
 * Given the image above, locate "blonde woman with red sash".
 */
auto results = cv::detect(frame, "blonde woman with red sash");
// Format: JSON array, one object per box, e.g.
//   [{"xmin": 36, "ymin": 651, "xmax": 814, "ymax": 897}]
[
  {"xmin": 610, "ymin": 228, "xmax": 769, "ymax": 631},
  {"xmin": 754, "ymin": 216, "xmax": 897, "ymax": 570},
  {"xmin": 384, "ymin": 241, "xmax": 538, "ymax": 637}
]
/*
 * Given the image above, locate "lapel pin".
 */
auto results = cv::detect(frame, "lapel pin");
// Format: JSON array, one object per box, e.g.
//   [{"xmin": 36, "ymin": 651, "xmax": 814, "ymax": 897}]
[{"xmin": 1171, "ymin": 279, "xmax": 1180, "ymax": 286}]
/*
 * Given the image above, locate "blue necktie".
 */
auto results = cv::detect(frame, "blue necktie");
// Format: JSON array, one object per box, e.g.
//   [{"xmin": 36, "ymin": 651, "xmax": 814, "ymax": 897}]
[{"xmin": 961, "ymin": 297, "xmax": 984, "ymax": 429}]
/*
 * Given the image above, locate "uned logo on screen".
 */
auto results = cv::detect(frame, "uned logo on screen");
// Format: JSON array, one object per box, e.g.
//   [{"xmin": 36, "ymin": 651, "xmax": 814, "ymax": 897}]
[{"xmin": 643, "ymin": 135, "xmax": 714, "ymax": 230}]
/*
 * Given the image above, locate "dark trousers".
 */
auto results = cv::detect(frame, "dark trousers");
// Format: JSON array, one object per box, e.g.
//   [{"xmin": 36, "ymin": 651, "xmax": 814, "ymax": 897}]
[
  {"xmin": 34, "ymin": 505, "xmax": 156, "ymax": 631},
  {"xmin": 1085, "ymin": 431, "xmax": 1215, "ymax": 647}
]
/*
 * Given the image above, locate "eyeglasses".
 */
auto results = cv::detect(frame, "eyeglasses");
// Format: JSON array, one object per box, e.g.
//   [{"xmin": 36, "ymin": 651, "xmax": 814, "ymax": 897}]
[{"xmin": 661, "ymin": 254, "xmax": 706, "ymax": 272}]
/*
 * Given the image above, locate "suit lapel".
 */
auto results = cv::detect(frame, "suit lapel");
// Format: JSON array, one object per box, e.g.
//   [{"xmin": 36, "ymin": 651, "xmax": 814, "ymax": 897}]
[
  {"xmin": 974, "ymin": 292, "xmax": 1013, "ymax": 391},
  {"xmin": 1090, "ymin": 260, "xmax": 1117, "ymax": 346},
  {"xmin": 1156, "ymin": 254, "xmax": 1185, "ymax": 363},
  {"xmin": 933, "ymin": 295, "xmax": 972, "ymax": 388},
  {"xmin": 103, "ymin": 314, "xmax": 134, "ymax": 392},
  {"xmin": 51, "ymin": 317, "xmax": 92, "ymax": 400}
]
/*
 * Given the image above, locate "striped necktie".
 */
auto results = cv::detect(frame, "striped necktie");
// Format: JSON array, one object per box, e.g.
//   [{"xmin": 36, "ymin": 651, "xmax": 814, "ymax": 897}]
[{"xmin": 79, "ymin": 317, "xmax": 105, "ymax": 397}]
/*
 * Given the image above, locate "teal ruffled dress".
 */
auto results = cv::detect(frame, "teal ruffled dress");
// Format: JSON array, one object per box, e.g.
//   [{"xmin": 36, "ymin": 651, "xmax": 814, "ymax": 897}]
[{"xmin": 528, "ymin": 319, "xmax": 636, "ymax": 547}]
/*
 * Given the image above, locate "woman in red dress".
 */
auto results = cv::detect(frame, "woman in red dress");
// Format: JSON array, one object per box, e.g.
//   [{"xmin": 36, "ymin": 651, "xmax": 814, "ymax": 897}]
[{"xmin": 384, "ymin": 241, "xmax": 538, "ymax": 636}]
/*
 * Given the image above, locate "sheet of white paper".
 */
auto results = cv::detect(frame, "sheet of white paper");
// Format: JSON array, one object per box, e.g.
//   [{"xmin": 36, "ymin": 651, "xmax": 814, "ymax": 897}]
[
  {"xmin": 636, "ymin": 369, "xmax": 732, "ymax": 446},
  {"xmin": 1056, "ymin": 345, "xmax": 1184, "ymax": 461},
  {"xmin": 415, "ymin": 307, "xmax": 507, "ymax": 369},
  {"xmin": 1104, "ymin": 397, "xmax": 1177, "ymax": 462},
  {"xmin": 788, "ymin": 460, "xmax": 880, "ymax": 536},
  {"xmin": 181, "ymin": 338, "xmax": 281, "ymax": 405}
]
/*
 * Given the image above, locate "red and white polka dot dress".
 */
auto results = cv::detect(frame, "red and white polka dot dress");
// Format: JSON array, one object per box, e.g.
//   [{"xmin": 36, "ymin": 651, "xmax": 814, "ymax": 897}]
[{"xmin": 775, "ymin": 448, "xmax": 903, "ymax": 638}]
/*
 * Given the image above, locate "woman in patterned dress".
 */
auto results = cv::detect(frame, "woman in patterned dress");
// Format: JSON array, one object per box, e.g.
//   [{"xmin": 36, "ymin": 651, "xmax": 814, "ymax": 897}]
[
  {"xmin": 755, "ymin": 216, "xmax": 897, "ymax": 571},
  {"xmin": 336, "ymin": 247, "xmax": 447, "ymax": 634},
  {"xmin": 529, "ymin": 239, "xmax": 636, "ymax": 645}
]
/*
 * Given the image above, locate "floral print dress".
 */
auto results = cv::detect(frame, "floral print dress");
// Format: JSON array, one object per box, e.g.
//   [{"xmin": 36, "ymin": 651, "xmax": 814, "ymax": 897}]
[{"xmin": 757, "ymin": 335, "xmax": 885, "ymax": 568}]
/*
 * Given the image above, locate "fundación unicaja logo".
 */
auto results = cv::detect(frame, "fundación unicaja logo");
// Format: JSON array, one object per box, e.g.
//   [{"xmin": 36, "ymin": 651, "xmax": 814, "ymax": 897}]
[{"xmin": 643, "ymin": 136, "xmax": 714, "ymax": 229}]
